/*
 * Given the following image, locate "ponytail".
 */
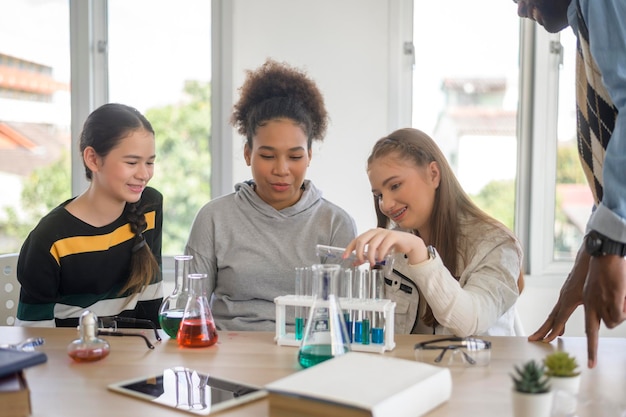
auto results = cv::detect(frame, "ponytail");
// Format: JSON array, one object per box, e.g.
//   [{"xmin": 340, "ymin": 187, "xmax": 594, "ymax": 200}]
[{"xmin": 119, "ymin": 201, "xmax": 160, "ymax": 295}]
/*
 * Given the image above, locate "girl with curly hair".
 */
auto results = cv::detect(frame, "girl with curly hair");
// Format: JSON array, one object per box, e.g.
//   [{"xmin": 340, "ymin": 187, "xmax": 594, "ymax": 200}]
[{"xmin": 186, "ymin": 59, "xmax": 356, "ymax": 331}]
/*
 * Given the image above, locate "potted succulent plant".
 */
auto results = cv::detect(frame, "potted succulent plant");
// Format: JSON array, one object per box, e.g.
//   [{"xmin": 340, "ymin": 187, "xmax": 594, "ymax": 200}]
[
  {"xmin": 543, "ymin": 351, "xmax": 581, "ymax": 395},
  {"xmin": 511, "ymin": 359, "xmax": 553, "ymax": 417}
]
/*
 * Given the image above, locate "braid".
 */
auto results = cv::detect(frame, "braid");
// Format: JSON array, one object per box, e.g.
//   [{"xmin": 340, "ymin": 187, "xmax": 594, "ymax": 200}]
[
  {"xmin": 127, "ymin": 202, "xmax": 147, "ymax": 236},
  {"xmin": 118, "ymin": 201, "xmax": 160, "ymax": 295}
]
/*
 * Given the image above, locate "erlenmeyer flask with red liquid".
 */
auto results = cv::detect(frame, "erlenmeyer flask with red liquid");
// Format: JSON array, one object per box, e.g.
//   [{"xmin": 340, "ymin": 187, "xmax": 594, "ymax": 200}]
[{"xmin": 177, "ymin": 273, "xmax": 218, "ymax": 348}]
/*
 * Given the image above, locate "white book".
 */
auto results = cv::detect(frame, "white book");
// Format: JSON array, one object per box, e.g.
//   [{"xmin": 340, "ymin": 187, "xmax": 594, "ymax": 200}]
[{"xmin": 265, "ymin": 352, "xmax": 452, "ymax": 417}]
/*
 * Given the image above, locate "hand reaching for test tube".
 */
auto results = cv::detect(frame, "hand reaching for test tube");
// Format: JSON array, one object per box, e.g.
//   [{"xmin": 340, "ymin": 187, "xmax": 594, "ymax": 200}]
[{"xmin": 343, "ymin": 228, "xmax": 430, "ymax": 267}]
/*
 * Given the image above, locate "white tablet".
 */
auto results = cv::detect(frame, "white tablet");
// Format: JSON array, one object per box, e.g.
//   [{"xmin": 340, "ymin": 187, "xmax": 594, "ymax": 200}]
[{"xmin": 108, "ymin": 367, "xmax": 267, "ymax": 415}]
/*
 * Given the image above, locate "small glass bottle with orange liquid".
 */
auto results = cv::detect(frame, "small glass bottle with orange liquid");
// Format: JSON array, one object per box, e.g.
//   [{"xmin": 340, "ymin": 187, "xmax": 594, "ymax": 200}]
[
  {"xmin": 67, "ymin": 310, "xmax": 110, "ymax": 362},
  {"xmin": 177, "ymin": 273, "xmax": 218, "ymax": 348}
]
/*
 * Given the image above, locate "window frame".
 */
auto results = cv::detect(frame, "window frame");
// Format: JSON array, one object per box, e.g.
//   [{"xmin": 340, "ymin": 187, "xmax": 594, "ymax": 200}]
[
  {"xmin": 68, "ymin": 1, "xmax": 575, "ymax": 281},
  {"xmin": 522, "ymin": 23, "xmax": 575, "ymax": 278}
]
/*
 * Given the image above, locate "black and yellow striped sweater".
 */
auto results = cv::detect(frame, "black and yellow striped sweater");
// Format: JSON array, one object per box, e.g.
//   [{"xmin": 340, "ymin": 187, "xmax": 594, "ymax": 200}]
[{"xmin": 16, "ymin": 187, "xmax": 163, "ymax": 327}]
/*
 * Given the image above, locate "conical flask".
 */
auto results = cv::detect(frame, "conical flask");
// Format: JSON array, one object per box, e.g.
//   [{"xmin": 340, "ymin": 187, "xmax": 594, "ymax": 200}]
[
  {"xmin": 177, "ymin": 273, "xmax": 219, "ymax": 348},
  {"xmin": 158, "ymin": 255, "xmax": 193, "ymax": 338},
  {"xmin": 298, "ymin": 264, "xmax": 351, "ymax": 368}
]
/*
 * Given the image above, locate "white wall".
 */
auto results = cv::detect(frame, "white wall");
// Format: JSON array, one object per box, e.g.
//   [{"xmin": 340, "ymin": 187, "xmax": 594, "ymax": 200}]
[
  {"xmin": 214, "ymin": 0, "xmax": 626, "ymax": 340},
  {"xmin": 217, "ymin": 0, "xmax": 413, "ymax": 234},
  {"xmin": 517, "ymin": 276, "xmax": 626, "ymax": 338}
]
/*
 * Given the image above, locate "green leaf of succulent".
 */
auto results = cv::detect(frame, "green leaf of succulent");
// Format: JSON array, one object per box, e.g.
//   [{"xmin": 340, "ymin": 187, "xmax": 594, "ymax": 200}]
[
  {"xmin": 511, "ymin": 360, "xmax": 551, "ymax": 393},
  {"xmin": 543, "ymin": 351, "xmax": 580, "ymax": 377}
]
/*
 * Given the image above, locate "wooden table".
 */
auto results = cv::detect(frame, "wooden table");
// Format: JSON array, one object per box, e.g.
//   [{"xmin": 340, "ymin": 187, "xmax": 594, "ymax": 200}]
[{"xmin": 1, "ymin": 326, "xmax": 625, "ymax": 416}]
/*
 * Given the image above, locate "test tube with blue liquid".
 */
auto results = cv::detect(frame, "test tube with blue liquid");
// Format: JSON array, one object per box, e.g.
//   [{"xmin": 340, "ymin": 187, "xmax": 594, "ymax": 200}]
[
  {"xmin": 315, "ymin": 245, "xmax": 394, "ymax": 345},
  {"xmin": 339, "ymin": 267, "xmax": 354, "ymax": 342},
  {"xmin": 370, "ymin": 266, "xmax": 385, "ymax": 344},
  {"xmin": 354, "ymin": 267, "xmax": 370, "ymax": 345},
  {"xmin": 294, "ymin": 266, "xmax": 311, "ymax": 341}
]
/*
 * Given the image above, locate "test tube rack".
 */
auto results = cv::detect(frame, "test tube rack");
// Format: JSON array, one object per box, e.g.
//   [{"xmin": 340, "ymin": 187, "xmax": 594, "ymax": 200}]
[{"xmin": 274, "ymin": 294, "xmax": 396, "ymax": 353}]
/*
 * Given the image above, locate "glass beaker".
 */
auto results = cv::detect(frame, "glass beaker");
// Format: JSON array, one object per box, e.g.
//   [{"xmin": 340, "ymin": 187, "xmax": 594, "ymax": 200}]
[
  {"xmin": 177, "ymin": 273, "xmax": 219, "ymax": 348},
  {"xmin": 298, "ymin": 264, "xmax": 350, "ymax": 368},
  {"xmin": 159, "ymin": 255, "xmax": 193, "ymax": 338}
]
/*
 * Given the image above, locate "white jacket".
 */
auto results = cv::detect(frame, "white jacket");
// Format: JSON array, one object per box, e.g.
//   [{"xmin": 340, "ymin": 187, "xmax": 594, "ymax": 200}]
[{"xmin": 385, "ymin": 219, "xmax": 522, "ymax": 336}]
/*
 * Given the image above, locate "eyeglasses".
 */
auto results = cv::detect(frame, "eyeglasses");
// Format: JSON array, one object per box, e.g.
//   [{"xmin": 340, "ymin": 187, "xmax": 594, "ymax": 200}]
[
  {"xmin": 414, "ymin": 337, "xmax": 491, "ymax": 367},
  {"xmin": 98, "ymin": 316, "xmax": 162, "ymax": 349}
]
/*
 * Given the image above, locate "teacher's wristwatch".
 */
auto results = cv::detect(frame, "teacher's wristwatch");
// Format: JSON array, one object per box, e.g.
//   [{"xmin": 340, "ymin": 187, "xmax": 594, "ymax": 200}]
[{"xmin": 584, "ymin": 230, "xmax": 626, "ymax": 257}]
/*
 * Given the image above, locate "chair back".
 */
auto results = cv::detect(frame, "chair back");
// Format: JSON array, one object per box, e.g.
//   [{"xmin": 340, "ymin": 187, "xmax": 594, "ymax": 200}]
[{"xmin": 0, "ymin": 253, "xmax": 20, "ymax": 326}]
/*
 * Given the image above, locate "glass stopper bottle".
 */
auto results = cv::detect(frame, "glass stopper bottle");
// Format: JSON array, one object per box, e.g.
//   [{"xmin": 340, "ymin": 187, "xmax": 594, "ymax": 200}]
[
  {"xmin": 177, "ymin": 273, "xmax": 219, "ymax": 348},
  {"xmin": 67, "ymin": 310, "xmax": 110, "ymax": 362},
  {"xmin": 158, "ymin": 255, "xmax": 193, "ymax": 338},
  {"xmin": 298, "ymin": 264, "xmax": 351, "ymax": 368}
]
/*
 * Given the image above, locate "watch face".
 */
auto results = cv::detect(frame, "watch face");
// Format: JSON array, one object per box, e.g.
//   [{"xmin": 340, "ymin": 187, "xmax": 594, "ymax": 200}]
[
  {"xmin": 586, "ymin": 231, "xmax": 626, "ymax": 256},
  {"xmin": 586, "ymin": 233, "xmax": 603, "ymax": 255}
]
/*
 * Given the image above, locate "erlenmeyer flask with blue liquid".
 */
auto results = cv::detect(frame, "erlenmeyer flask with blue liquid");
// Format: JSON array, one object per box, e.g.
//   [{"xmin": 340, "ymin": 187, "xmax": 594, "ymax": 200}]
[{"xmin": 298, "ymin": 264, "xmax": 351, "ymax": 368}]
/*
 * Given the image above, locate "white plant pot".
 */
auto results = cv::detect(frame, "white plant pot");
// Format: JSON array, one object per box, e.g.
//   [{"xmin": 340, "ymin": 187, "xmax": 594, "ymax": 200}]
[
  {"xmin": 549, "ymin": 375, "xmax": 581, "ymax": 395},
  {"xmin": 511, "ymin": 390, "xmax": 553, "ymax": 417},
  {"xmin": 549, "ymin": 375, "xmax": 581, "ymax": 415}
]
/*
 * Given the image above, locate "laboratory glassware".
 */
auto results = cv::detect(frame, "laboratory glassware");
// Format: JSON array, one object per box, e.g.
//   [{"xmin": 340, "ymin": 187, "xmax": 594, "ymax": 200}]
[
  {"xmin": 177, "ymin": 273, "xmax": 218, "ymax": 348},
  {"xmin": 294, "ymin": 266, "xmax": 311, "ymax": 341},
  {"xmin": 298, "ymin": 264, "xmax": 351, "ymax": 368},
  {"xmin": 158, "ymin": 255, "xmax": 193, "ymax": 338},
  {"xmin": 339, "ymin": 267, "xmax": 354, "ymax": 342},
  {"xmin": 67, "ymin": 310, "xmax": 110, "ymax": 362},
  {"xmin": 353, "ymin": 267, "xmax": 371, "ymax": 344},
  {"xmin": 315, "ymin": 244, "xmax": 395, "ymax": 275},
  {"xmin": 370, "ymin": 266, "xmax": 386, "ymax": 344}
]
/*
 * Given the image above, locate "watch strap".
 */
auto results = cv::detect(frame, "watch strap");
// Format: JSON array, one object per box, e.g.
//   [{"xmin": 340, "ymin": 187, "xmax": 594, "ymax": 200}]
[
  {"xmin": 586, "ymin": 231, "xmax": 626, "ymax": 257},
  {"xmin": 601, "ymin": 238, "xmax": 626, "ymax": 257}
]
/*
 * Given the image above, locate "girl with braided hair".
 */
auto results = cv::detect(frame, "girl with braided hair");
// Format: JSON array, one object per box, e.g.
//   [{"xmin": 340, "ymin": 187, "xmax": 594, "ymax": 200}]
[
  {"xmin": 16, "ymin": 103, "xmax": 163, "ymax": 327},
  {"xmin": 186, "ymin": 59, "xmax": 356, "ymax": 331}
]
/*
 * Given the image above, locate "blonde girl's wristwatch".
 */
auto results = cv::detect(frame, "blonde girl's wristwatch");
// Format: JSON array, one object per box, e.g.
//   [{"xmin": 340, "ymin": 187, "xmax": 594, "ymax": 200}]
[{"xmin": 426, "ymin": 245, "xmax": 437, "ymax": 260}]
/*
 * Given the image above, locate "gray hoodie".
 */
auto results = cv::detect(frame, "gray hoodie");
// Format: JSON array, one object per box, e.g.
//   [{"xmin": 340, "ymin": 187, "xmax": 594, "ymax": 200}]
[{"xmin": 186, "ymin": 179, "xmax": 357, "ymax": 331}]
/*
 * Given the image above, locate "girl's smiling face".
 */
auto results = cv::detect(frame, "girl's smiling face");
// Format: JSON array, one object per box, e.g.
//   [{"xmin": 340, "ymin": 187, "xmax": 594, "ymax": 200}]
[
  {"xmin": 90, "ymin": 128, "xmax": 156, "ymax": 204},
  {"xmin": 368, "ymin": 152, "xmax": 440, "ymax": 234},
  {"xmin": 244, "ymin": 118, "xmax": 311, "ymax": 211}
]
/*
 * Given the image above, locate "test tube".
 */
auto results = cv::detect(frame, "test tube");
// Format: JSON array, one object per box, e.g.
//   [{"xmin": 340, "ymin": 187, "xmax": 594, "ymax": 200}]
[
  {"xmin": 353, "ymin": 267, "xmax": 370, "ymax": 344},
  {"xmin": 294, "ymin": 266, "xmax": 311, "ymax": 341},
  {"xmin": 315, "ymin": 244, "xmax": 395, "ymax": 275},
  {"xmin": 370, "ymin": 266, "xmax": 385, "ymax": 344},
  {"xmin": 339, "ymin": 267, "xmax": 354, "ymax": 342}
]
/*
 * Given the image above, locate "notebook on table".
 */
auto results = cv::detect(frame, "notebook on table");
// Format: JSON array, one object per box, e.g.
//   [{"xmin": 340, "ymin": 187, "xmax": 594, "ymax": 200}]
[{"xmin": 0, "ymin": 348, "xmax": 47, "ymax": 378}]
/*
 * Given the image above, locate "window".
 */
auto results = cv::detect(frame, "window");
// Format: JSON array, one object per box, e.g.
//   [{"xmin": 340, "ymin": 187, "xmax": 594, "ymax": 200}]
[
  {"xmin": 412, "ymin": 0, "xmax": 520, "ymax": 232},
  {"xmin": 0, "ymin": 0, "xmax": 71, "ymax": 254},
  {"xmin": 3, "ymin": 1, "xmax": 585, "ymax": 281},
  {"xmin": 107, "ymin": 0, "xmax": 212, "ymax": 256},
  {"xmin": 553, "ymin": 30, "xmax": 591, "ymax": 261}
]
